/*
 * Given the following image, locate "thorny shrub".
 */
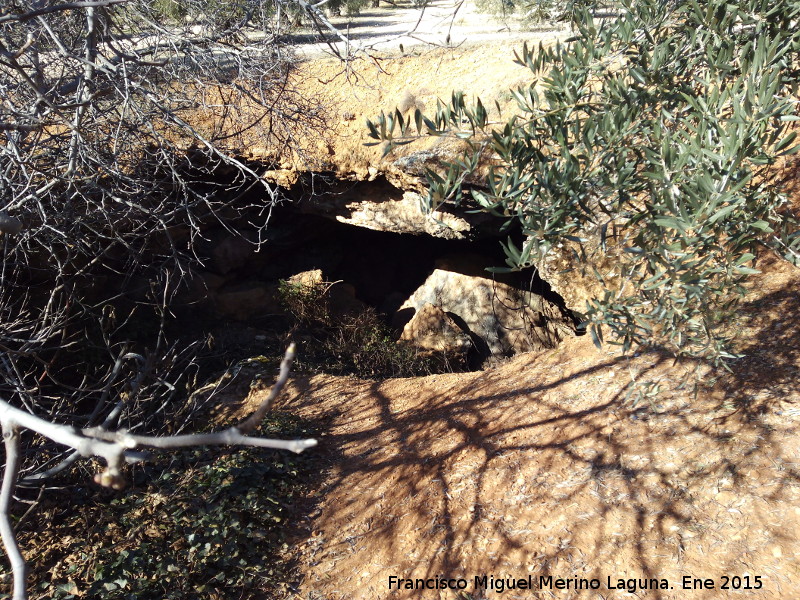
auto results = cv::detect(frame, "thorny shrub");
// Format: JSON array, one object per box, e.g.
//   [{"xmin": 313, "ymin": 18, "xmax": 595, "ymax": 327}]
[
  {"xmin": 277, "ymin": 279, "xmax": 444, "ymax": 377},
  {"xmin": 0, "ymin": 0, "xmax": 325, "ymax": 474}
]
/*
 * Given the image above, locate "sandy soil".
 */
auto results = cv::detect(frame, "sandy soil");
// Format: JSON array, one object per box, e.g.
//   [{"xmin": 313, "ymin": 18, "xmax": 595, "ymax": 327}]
[
  {"xmin": 232, "ymin": 253, "xmax": 799, "ymax": 600},
  {"xmin": 231, "ymin": 5, "xmax": 572, "ymax": 178},
  {"xmin": 291, "ymin": 0, "xmax": 567, "ymax": 59}
]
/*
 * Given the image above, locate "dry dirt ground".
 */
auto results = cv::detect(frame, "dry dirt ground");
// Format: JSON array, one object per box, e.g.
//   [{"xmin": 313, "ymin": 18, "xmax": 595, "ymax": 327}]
[
  {"xmin": 231, "ymin": 252, "xmax": 800, "ymax": 600},
  {"xmin": 209, "ymin": 16, "xmax": 800, "ymax": 600},
  {"xmin": 230, "ymin": 15, "xmax": 572, "ymax": 177}
]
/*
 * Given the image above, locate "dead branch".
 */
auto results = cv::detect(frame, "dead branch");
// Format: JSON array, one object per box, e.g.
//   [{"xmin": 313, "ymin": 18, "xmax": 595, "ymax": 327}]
[{"xmin": 0, "ymin": 345, "xmax": 313, "ymax": 600}]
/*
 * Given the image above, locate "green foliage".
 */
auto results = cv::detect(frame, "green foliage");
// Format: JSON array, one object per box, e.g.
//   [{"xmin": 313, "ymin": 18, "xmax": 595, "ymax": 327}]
[
  {"xmin": 475, "ymin": 0, "xmax": 603, "ymax": 25},
  {"xmin": 367, "ymin": 0, "xmax": 800, "ymax": 361},
  {"xmin": 149, "ymin": 0, "xmax": 271, "ymax": 30},
  {"xmin": 278, "ymin": 278, "xmax": 332, "ymax": 326},
  {"xmin": 9, "ymin": 414, "xmax": 318, "ymax": 600},
  {"xmin": 150, "ymin": 0, "xmax": 187, "ymax": 22},
  {"xmin": 475, "ymin": 0, "xmax": 565, "ymax": 25}
]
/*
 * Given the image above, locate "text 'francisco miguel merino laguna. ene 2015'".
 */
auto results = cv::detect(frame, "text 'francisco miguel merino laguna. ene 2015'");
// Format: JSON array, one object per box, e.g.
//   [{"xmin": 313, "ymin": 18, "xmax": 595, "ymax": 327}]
[{"xmin": 388, "ymin": 575, "xmax": 671, "ymax": 594}]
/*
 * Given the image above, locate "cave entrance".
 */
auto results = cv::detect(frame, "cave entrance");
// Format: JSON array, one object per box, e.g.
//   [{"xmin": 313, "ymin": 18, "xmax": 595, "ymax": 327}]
[{"xmin": 168, "ymin": 189, "xmax": 575, "ymax": 378}]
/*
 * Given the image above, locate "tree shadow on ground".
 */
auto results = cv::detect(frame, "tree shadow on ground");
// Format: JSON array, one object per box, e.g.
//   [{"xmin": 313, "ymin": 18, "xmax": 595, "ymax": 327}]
[
  {"xmin": 280, "ymin": 274, "xmax": 800, "ymax": 599},
  {"xmin": 721, "ymin": 267, "xmax": 800, "ymax": 417}
]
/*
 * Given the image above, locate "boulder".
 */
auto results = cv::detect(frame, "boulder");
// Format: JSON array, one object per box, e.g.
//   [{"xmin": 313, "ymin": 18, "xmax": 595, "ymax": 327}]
[
  {"xmin": 213, "ymin": 282, "xmax": 283, "ymax": 321},
  {"xmin": 287, "ymin": 268, "xmax": 324, "ymax": 288},
  {"xmin": 399, "ymin": 303, "xmax": 472, "ymax": 355},
  {"xmin": 396, "ymin": 268, "xmax": 573, "ymax": 358},
  {"xmin": 328, "ymin": 282, "xmax": 368, "ymax": 318}
]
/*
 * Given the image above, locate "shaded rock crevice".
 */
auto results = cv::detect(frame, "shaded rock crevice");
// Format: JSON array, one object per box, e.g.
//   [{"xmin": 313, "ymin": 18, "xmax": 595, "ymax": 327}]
[
  {"xmin": 158, "ymin": 170, "xmax": 579, "ymax": 371},
  {"xmin": 278, "ymin": 173, "xmax": 502, "ymax": 241}
]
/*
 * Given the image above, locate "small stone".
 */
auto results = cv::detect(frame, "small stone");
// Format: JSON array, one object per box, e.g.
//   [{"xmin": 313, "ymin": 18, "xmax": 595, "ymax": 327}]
[{"xmin": 399, "ymin": 303, "xmax": 471, "ymax": 354}]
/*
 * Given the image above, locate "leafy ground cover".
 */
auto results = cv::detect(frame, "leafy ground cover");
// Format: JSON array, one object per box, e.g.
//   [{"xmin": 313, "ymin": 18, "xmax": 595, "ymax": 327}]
[{"xmin": 1, "ymin": 413, "xmax": 325, "ymax": 600}]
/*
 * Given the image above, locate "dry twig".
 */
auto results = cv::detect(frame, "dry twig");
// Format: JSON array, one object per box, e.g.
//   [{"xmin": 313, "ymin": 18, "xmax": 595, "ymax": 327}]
[{"xmin": 0, "ymin": 344, "xmax": 313, "ymax": 600}]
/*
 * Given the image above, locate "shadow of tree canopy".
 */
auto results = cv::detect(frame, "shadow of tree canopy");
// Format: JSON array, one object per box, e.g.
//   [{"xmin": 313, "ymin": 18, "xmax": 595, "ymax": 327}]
[
  {"xmin": 721, "ymin": 264, "xmax": 800, "ymax": 419},
  {"xmin": 278, "ymin": 271, "xmax": 800, "ymax": 599}
]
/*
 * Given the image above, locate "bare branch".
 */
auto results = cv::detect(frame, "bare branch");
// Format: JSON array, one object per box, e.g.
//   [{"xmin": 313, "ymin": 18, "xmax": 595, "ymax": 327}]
[
  {"xmin": 87, "ymin": 426, "xmax": 318, "ymax": 453},
  {"xmin": 0, "ymin": 424, "xmax": 27, "ymax": 600},
  {"xmin": 0, "ymin": 123, "xmax": 40, "ymax": 132},
  {"xmin": 0, "ymin": 1, "xmax": 129, "ymax": 24},
  {"xmin": 238, "ymin": 342, "xmax": 296, "ymax": 433},
  {"xmin": 0, "ymin": 0, "xmax": 340, "ymax": 595},
  {"xmin": 0, "ymin": 346, "xmax": 312, "ymax": 599}
]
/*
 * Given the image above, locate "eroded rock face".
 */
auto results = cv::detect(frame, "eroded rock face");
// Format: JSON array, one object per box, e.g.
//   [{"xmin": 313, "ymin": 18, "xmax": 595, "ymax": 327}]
[
  {"xmin": 298, "ymin": 178, "xmax": 496, "ymax": 240},
  {"xmin": 287, "ymin": 268, "xmax": 324, "ymax": 288},
  {"xmin": 396, "ymin": 268, "xmax": 573, "ymax": 358},
  {"xmin": 537, "ymin": 238, "xmax": 618, "ymax": 313},
  {"xmin": 161, "ymin": 183, "xmax": 576, "ymax": 366},
  {"xmin": 335, "ymin": 191, "xmax": 472, "ymax": 240}
]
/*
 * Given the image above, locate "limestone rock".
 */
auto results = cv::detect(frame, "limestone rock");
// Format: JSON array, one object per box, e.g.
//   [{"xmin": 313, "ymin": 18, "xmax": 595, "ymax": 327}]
[
  {"xmin": 288, "ymin": 268, "xmax": 324, "ymax": 288},
  {"xmin": 261, "ymin": 169, "xmax": 299, "ymax": 187},
  {"xmin": 537, "ymin": 238, "xmax": 616, "ymax": 313},
  {"xmin": 213, "ymin": 282, "xmax": 283, "ymax": 321},
  {"xmin": 341, "ymin": 191, "xmax": 471, "ymax": 239},
  {"xmin": 397, "ymin": 268, "xmax": 573, "ymax": 358},
  {"xmin": 399, "ymin": 303, "xmax": 472, "ymax": 355},
  {"xmin": 299, "ymin": 178, "xmax": 496, "ymax": 240}
]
